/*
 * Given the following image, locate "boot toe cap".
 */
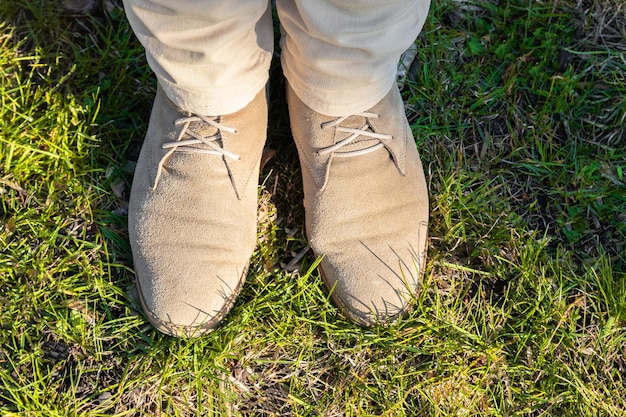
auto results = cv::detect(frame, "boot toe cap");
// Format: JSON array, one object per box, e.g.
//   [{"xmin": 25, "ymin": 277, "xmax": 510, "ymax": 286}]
[
  {"xmin": 135, "ymin": 265, "xmax": 247, "ymax": 337},
  {"xmin": 319, "ymin": 244, "xmax": 423, "ymax": 326}
]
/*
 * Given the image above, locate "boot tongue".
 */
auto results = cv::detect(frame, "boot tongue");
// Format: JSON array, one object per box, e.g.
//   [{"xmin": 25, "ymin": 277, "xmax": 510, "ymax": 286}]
[
  {"xmin": 193, "ymin": 119, "xmax": 219, "ymax": 139},
  {"xmin": 336, "ymin": 116, "xmax": 375, "ymax": 149},
  {"xmin": 313, "ymin": 113, "xmax": 406, "ymax": 191},
  {"xmin": 311, "ymin": 115, "xmax": 379, "ymax": 192}
]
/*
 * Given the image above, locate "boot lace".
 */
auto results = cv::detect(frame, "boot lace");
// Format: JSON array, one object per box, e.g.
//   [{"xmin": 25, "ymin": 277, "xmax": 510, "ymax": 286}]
[
  {"xmin": 314, "ymin": 112, "xmax": 393, "ymax": 191},
  {"xmin": 317, "ymin": 112, "xmax": 392, "ymax": 157},
  {"xmin": 153, "ymin": 115, "xmax": 240, "ymax": 189}
]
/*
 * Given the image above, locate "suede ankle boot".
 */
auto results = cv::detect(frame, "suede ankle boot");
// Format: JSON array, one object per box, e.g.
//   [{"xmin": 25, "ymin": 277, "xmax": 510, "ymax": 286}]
[
  {"xmin": 128, "ymin": 85, "xmax": 267, "ymax": 337},
  {"xmin": 287, "ymin": 83, "xmax": 429, "ymax": 326}
]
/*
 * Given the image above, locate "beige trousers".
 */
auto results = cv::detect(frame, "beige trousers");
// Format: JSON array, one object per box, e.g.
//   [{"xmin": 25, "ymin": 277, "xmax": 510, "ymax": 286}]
[{"xmin": 123, "ymin": 0, "xmax": 430, "ymax": 117}]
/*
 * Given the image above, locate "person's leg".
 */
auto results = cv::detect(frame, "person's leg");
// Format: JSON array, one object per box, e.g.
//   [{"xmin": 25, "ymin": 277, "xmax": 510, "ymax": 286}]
[
  {"xmin": 123, "ymin": 0, "xmax": 273, "ymax": 337},
  {"xmin": 278, "ymin": 0, "xmax": 431, "ymax": 325},
  {"xmin": 278, "ymin": 0, "xmax": 430, "ymax": 116},
  {"xmin": 124, "ymin": 0, "xmax": 273, "ymax": 115}
]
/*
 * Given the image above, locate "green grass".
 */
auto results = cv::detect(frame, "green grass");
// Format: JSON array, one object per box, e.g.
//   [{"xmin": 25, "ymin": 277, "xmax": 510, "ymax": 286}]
[{"xmin": 1, "ymin": 0, "xmax": 625, "ymax": 415}]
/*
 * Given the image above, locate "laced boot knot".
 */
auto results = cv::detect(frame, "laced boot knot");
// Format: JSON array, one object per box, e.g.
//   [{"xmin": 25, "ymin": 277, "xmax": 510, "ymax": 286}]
[{"xmin": 153, "ymin": 115, "xmax": 240, "ymax": 189}]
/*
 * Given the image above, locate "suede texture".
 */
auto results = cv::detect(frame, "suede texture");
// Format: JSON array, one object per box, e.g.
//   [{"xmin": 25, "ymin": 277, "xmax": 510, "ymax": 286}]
[
  {"xmin": 129, "ymin": 85, "xmax": 267, "ymax": 337},
  {"xmin": 288, "ymin": 83, "xmax": 429, "ymax": 325}
]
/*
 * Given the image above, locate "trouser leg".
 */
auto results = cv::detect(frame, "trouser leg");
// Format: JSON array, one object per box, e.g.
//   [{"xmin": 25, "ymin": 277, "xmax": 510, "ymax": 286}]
[
  {"xmin": 277, "ymin": 0, "xmax": 431, "ymax": 116},
  {"xmin": 123, "ymin": 0, "xmax": 273, "ymax": 115}
]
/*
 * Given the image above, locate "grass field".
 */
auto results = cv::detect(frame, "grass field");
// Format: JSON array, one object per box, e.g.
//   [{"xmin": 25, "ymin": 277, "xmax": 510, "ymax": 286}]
[{"xmin": 1, "ymin": 0, "xmax": 625, "ymax": 415}]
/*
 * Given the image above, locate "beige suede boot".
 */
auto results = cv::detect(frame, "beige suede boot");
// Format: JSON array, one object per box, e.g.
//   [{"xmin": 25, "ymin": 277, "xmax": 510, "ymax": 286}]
[
  {"xmin": 128, "ymin": 85, "xmax": 267, "ymax": 337},
  {"xmin": 287, "ymin": 83, "xmax": 429, "ymax": 326}
]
